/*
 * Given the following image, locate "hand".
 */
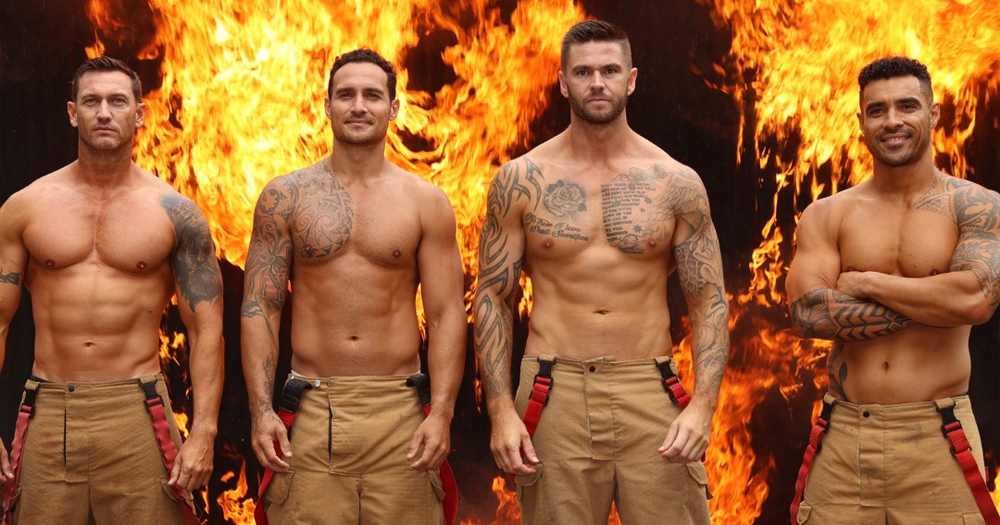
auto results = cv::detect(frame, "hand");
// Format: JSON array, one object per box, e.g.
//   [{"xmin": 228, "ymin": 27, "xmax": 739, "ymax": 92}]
[
  {"xmin": 836, "ymin": 269, "xmax": 868, "ymax": 298},
  {"xmin": 489, "ymin": 404, "xmax": 539, "ymax": 476},
  {"xmin": 169, "ymin": 430, "xmax": 215, "ymax": 491},
  {"xmin": 251, "ymin": 411, "xmax": 292, "ymax": 472},
  {"xmin": 407, "ymin": 413, "xmax": 451, "ymax": 471},
  {"xmin": 658, "ymin": 400, "xmax": 713, "ymax": 463},
  {"xmin": 0, "ymin": 440, "xmax": 13, "ymax": 486}
]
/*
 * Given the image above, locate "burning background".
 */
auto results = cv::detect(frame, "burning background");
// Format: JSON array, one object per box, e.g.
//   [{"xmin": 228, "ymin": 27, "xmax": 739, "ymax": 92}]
[{"xmin": 1, "ymin": 0, "xmax": 999, "ymax": 523}]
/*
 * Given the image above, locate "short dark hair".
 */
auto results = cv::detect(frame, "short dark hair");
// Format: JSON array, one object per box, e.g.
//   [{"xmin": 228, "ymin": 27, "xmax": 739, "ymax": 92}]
[
  {"xmin": 328, "ymin": 48, "xmax": 397, "ymax": 100},
  {"xmin": 858, "ymin": 56, "xmax": 933, "ymax": 101},
  {"xmin": 560, "ymin": 20, "xmax": 632, "ymax": 72},
  {"xmin": 70, "ymin": 56, "xmax": 142, "ymax": 102}
]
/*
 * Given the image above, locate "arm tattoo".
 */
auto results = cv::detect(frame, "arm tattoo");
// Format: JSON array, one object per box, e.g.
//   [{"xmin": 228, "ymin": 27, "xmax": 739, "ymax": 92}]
[
  {"xmin": 827, "ymin": 342, "xmax": 848, "ymax": 401},
  {"xmin": 0, "ymin": 269, "xmax": 21, "ymax": 285},
  {"xmin": 474, "ymin": 160, "xmax": 542, "ymax": 401},
  {"xmin": 161, "ymin": 194, "xmax": 223, "ymax": 311},
  {"xmin": 242, "ymin": 180, "xmax": 296, "ymax": 337},
  {"xmin": 790, "ymin": 288, "xmax": 913, "ymax": 341},
  {"xmin": 292, "ymin": 164, "xmax": 353, "ymax": 258},
  {"xmin": 949, "ymin": 180, "xmax": 1000, "ymax": 311}
]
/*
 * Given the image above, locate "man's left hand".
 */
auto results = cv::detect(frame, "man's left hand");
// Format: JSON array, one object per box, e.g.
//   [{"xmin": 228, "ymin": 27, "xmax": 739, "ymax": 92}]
[
  {"xmin": 407, "ymin": 413, "xmax": 451, "ymax": 471},
  {"xmin": 658, "ymin": 400, "xmax": 713, "ymax": 462}
]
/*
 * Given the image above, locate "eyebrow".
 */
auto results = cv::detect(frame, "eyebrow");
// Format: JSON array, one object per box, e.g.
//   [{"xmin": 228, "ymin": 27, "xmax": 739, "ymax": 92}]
[{"xmin": 865, "ymin": 96, "xmax": 923, "ymax": 112}]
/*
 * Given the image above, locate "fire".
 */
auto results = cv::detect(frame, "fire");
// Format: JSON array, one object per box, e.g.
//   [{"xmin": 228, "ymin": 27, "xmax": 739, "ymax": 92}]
[
  {"xmin": 459, "ymin": 476, "xmax": 621, "ymax": 525},
  {"xmin": 686, "ymin": 0, "xmax": 1000, "ymax": 522},
  {"xmin": 80, "ymin": 0, "xmax": 1000, "ymax": 523}
]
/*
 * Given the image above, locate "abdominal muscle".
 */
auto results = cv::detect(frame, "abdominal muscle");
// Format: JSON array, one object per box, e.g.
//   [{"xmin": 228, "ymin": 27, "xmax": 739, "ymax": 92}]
[{"xmin": 837, "ymin": 324, "xmax": 971, "ymax": 404}]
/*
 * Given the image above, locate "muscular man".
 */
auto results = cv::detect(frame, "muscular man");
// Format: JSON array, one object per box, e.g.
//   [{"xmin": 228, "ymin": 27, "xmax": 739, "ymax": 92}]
[
  {"xmin": 242, "ymin": 48, "xmax": 465, "ymax": 525},
  {"xmin": 786, "ymin": 56, "xmax": 1000, "ymax": 524},
  {"xmin": 0, "ymin": 56, "xmax": 224, "ymax": 525},
  {"xmin": 474, "ymin": 20, "xmax": 730, "ymax": 525}
]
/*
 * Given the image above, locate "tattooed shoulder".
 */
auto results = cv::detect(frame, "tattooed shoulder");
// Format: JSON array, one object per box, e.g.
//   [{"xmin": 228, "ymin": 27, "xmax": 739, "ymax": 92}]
[{"xmin": 161, "ymin": 192, "xmax": 222, "ymax": 310}]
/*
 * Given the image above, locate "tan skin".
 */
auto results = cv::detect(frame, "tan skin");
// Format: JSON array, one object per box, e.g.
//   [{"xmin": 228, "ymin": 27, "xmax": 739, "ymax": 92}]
[
  {"xmin": 0, "ymin": 71, "xmax": 224, "ymax": 491},
  {"xmin": 474, "ymin": 41, "xmax": 730, "ymax": 476},
  {"xmin": 241, "ymin": 62, "xmax": 466, "ymax": 473},
  {"xmin": 786, "ymin": 75, "xmax": 1000, "ymax": 403}
]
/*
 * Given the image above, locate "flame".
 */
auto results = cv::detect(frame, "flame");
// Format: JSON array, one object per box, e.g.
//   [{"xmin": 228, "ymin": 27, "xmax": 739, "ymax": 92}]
[
  {"xmin": 82, "ymin": 0, "xmax": 1000, "ymax": 523},
  {"xmin": 459, "ymin": 476, "xmax": 621, "ymax": 525},
  {"xmin": 684, "ymin": 0, "xmax": 1000, "ymax": 522}
]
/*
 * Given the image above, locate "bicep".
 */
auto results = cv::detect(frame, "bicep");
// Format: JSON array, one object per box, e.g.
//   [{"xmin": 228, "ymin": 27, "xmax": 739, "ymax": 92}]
[
  {"xmin": 786, "ymin": 206, "xmax": 842, "ymax": 302},
  {"xmin": 416, "ymin": 191, "xmax": 464, "ymax": 315},
  {"xmin": 163, "ymin": 195, "xmax": 223, "ymax": 319},
  {"xmin": 0, "ymin": 202, "xmax": 27, "ymax": 323},
  {"xmin": 950, "ymin": 191, "xmax": 1000, "ymax": 310},
  {"xmin": 476, "ymin": 175, "xmax": 527, "ymax": 305},
  {"xmin": 243, "ymin": 183, "xmax": 294, "ymax": 310}
]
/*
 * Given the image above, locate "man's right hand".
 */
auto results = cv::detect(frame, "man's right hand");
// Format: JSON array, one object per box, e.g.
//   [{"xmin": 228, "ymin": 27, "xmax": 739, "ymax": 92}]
[
  {"xmin": 251, "ymin": 411, "xmax": 292, "ymax": 472},
  {"xmin": 1, "ymin": 441, "xmax": 12, "ymax": 485},
  {"xmin": 489, "ymin": 404, "xmax": 539, "ymax": 476}
]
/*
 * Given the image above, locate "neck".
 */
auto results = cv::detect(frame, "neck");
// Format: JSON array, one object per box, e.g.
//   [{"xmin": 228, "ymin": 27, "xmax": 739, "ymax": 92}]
[
  {"xmin": 75, "ymin": 142, "xmax": 136, "ymax": 185},
  {"xmin": 566, "ymin": 111, "xmax": 634, "ymax": 161},
  {"xmin": 328, "ymin": 138, "xmax": 389, "ymax": 182},
  {"xmin": 870, "ymin": 153, "xmax": 938, "ymax": 197}
]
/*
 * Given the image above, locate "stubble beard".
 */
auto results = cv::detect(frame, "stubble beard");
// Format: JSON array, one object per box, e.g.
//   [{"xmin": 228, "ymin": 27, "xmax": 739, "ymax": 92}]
[
  {"xmin": 569, "ymin": 92, "xmax": 628, "ymax": 125},
  {"xmin": 866, "ymin": 128, "xmax": 931, "ymax": 168}
]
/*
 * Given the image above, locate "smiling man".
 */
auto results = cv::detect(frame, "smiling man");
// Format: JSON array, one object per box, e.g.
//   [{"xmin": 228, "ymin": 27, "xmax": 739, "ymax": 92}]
[
  {"xmin": 474, "ymin": 20, "xmax": 729, "ymax": 525},
  {"xmin": 241, "ymin": 48, "xmax": 465, "ymax": 525},
  {"xmin": 786, "ymin": 56, "xmax": 1000, "ymax": 524}
]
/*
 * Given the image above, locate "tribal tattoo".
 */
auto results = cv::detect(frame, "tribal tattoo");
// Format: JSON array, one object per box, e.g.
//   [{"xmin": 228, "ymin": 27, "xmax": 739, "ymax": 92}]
[
  {"xmin": 948, "ymin": 177, "xmax": 1000, "ymax": 311},
  {"xmin": 474, "ymin": 158, "xmax": 543, "ymax": 401},
  {"xmin": 161, "ymin": 194, "xmax": 223, "ymax": 311},
  {"xmin": 826, "ymin": 342, "xmax": 848, "ymax": 400},
  {"xmin": 790, "ymin": 288, "xmax": 913, "ymax": 341}
]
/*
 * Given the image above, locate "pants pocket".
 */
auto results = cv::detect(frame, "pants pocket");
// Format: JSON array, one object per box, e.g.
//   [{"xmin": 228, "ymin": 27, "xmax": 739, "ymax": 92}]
[
  {"xmin": 264, "ymin": 470, "xmax": 296, "ymax": 506},
  {"xmin": 429, "ymin": 470, "xmax": 446, "ymax": 502},
  {"xmin": 962, "ymin": 511, "xmax": 986, "ymax": 525},
  {"xmin": 685, "ymin": 461, "xmax": 712, "ymax": 499},
  {"xmin": 795, "ymin": 502, "xmax": 813, "ymax": 524},
  {"xmin": 514, "ymin": 465, "xmax": 542, "ymax": 503}
]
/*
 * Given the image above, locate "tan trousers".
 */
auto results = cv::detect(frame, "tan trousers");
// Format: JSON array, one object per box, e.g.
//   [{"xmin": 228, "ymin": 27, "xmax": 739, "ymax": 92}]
[
  {"xmin": 514, "ymin": 355, "xmax": 712, "ymax": 525},
  {"xmin": 11, "ymin": 375, "xmax": 189, "ymax": 525},
  {"xmin": 795, "ymin": 394, "xmax": 989, "ymax": 524},
  {"xmin": 263, "ymin": 374, "xmax": 445, "ymax": 525}
]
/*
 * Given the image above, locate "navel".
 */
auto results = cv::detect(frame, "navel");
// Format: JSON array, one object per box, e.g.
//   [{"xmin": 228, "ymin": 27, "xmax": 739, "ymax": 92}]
[
  {"xmin": 595, "ymin": 309, "xmax": 609, "ymax": 315},
  {"xmin": 882, "ymin": 362, "xmax": 890, "ymax": 371}
]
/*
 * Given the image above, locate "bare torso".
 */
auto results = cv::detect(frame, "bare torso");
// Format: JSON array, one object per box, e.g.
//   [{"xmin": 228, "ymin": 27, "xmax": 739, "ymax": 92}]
[
  {"xmin": 279, "ymin": 159, "xmax": 429, "ymax": 376},
  {"xmin": 825, "ymin": 177, "xmax": 970, "ymax": 403},
  {"xmin": 516, "ymin": 133, "xmax": 700, "ymax": 360},
  {"xmin": 15, "ymin": 164, "xmax": 179, "ymax": 382}
]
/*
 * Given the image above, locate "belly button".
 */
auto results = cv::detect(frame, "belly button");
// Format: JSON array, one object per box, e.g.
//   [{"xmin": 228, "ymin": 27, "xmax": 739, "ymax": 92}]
[
  {"xmin": 883, "ymin": 362, "xmax": 889, "ymax": 370},
  {"xmin": 595, "ymin": 309, "xmax": 609, "ymax": 315}
]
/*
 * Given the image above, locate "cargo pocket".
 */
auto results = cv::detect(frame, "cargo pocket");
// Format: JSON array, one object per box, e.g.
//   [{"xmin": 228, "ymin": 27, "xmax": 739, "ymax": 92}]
[
  {"xmin": 264, "ymin": 470, "xmax": 295, "ymax": 506},
  {"xmin": 514, "ymin": 466, "xmax": 542, "ymax": 502},
  {"xmin": 159, "ymin": 479, "xmax": 181, "ymax": 503},
  {"xmin": 685, "ymin": 461, "xmax": 712, "ymax": 500},
  {"xmin": 429, "ymin": 470, "xmax": 446, "ymax": 501},
  {"xmin": 795, "ymin": 502, "xmax": 813, "ymax": 524}
]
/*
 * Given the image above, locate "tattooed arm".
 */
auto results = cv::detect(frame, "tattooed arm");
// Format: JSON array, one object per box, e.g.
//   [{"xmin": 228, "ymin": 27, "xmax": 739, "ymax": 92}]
[
  {"xmin": 0, "ymin": 193, "xmax": 28, "ymax": 483},
  {"xmin": 786, "ymin": 199, "xmax": 915, "ymax": 340},
  {"xmin": 835, "ymin": 181, "xmax": 1000, "ymax": 327},
  {"xmin": 473, "ymin": 158, "xmax": 540, "ymax": 475},
  {"xmin": 407, "ymin": 185, "xmax": 466, "ymax": 471},
  {"xmin": 241, "ymin": 176, "xmax": 295, "ymax": 472},
  {"xmin": 658, "ymin": 167, "xmax": 730, "ymax": 463},
  {"xmin": 162, "ymin": 193, "xmax": 225, "ymax": 491}
]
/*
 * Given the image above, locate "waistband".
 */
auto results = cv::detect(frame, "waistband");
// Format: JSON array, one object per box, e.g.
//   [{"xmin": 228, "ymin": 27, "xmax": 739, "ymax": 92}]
[
  {"xmin": 25, "ymin": 374, "xmax": 165, "ymax": 393},
  {"xmin": 822, "ymin": 392, "xmax": 971, "ymax": 416},
  {"xmin": 521, "ymin": 354, "xmax": 677, "ymax": 373}
]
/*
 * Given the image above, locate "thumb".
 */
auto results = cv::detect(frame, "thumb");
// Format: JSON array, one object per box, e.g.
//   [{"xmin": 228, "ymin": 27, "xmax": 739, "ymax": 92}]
[
  {"xmin": 276, "ymin": 426, "xmax": 292, "ymax": 458},
  {"xmin": 407, "ymin": 431, "xmax": 424, "ymax": 460}
]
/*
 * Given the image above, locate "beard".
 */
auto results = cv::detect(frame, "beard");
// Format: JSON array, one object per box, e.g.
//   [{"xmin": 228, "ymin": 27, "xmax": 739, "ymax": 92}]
[
  {"xmin": 568, "ymin": 91, "xmax": 628, "ymax": 125},
  {"xmin": 333, "ymin": 122, "xmax": 386, "ymax": 146}
]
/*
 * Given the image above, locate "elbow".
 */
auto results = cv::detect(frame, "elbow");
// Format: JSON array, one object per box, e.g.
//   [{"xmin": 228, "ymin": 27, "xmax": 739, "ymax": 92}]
[{"xmin": 960, "ymin": 296, "xmax": 994, "ymax": 326}]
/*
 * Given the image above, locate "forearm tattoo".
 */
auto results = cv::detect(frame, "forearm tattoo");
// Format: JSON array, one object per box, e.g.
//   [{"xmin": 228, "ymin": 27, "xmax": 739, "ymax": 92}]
[
  {"xmin": 0, "ymin": 269, "xmax": 21, "ymax": 285},
  {"xmin": 474, "ymin": 159, "xmax": 542, "ymax": 401},
  {"xmin": 790, "ymin": 288, "xmax": 913, "ymax": 341},
  {"xmin": 162, "ymin": 194, "xmax": 223, "ymax": 311}
]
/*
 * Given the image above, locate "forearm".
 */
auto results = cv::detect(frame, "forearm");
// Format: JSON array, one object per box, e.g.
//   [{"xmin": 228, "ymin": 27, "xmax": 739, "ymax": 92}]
[
  {"xmin": 687, "ymin": 284, "xmax": 730, "ymax": 411},
  {"xmin": 426, "ymin": 309, "xmax": 466, "ymax": 420},
  {"xmin": 790, "ymin": 287, "xmax": 914, "ymax": 341},
  {"xmin": 241, "ymin": 310, "xmax": 282, "ymax": 418},
  {"xmin": 186, "ymin": 325, "xmax": 223, "ymax": 438},
  {"xmin": 850, "ymin": 271, "xmax": 991, "ymax": 326},
  {"xmin": 473, "ymin": 291, "xmax": 516, "ymax": 418}
]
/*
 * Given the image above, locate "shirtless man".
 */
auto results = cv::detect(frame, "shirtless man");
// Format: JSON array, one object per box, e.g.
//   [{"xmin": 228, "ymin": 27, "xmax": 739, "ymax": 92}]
[
  {"xmin": 0, "ymin": 56, "xmax": 224, "ymax": 525},
  {"xmin": 786, "ymin": 56, "xmax": 1000, "ymax": 524},
  {"xmin": 241, "ymin": 48, "xmax": 465, "ymax": 525},
  {"xmin": 474, "ymin": 20, "xmax": 730, "ymax": 525}
]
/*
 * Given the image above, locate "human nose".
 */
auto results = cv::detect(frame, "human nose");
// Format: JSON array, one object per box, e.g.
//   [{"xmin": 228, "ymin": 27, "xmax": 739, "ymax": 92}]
[
  {"xmin": 95, "ymin": 100, "xmax": 112, "ymax": 120},
  {"xmin": 590, "ymin": 72, "xmax": 607, "ymax": 89},
  {"xmin": 883, "ymin": 107, "xmax": 904, "ymax": 128},
  {"xmin": 348, "ymin": 95, "xmax": 368, "ymax": 114}
]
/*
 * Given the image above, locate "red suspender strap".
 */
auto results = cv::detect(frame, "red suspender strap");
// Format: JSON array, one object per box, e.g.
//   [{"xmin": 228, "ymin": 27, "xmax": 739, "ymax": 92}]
[
  {"xmin": 138, "ymin": 378, "xmax": 202, "ymax": 525},
  {"xmin": 1, "ymin": 383, "xmax": 38, "ymax": 525},
  {"xmin": 522, "ymin": 357, "xmax": 556, "ymax": 438},
  {"xmin": 254, "ymin": 378, "xmax": 313, "ymax": 525},
  {"xmin": 655, "ymin": 358, "xmax": 691, "ymax": 409},
  {"xmin": 789, "ymin": 399, "xmax": 835, "ymax": 525},
  {"xmin": 937, "ymin": 402, "xmax": 1000, "ymax": 525},
  {"xmin": 407, "ymin": 373, "xmax": 460, "ymax": 525}
]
